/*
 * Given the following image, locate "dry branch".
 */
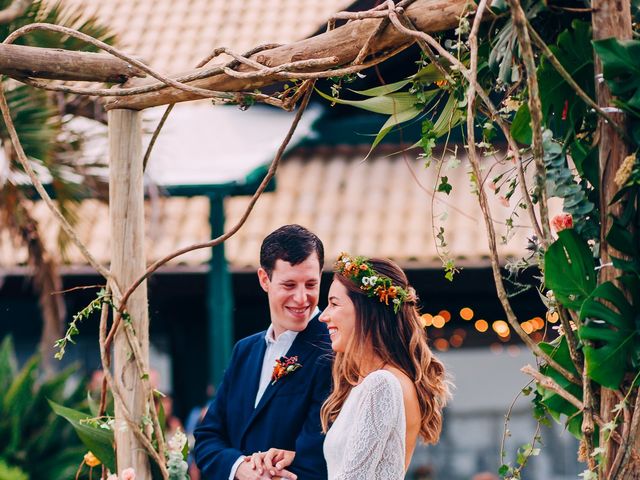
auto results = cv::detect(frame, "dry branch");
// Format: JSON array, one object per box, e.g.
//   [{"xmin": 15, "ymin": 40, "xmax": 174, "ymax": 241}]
[
  {"xmin": 106, "ymin": 0, "xmax": 472, "ymax": 110},
  {"xmin": 0, "ymin": 43, "xmax": 145, "ymax": 82}
]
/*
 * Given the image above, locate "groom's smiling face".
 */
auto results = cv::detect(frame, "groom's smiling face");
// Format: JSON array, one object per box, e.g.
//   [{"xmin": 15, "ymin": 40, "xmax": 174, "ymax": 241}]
[{"xmin": 258, "ymin": 252, "xmax": 321, "ymax": 336}]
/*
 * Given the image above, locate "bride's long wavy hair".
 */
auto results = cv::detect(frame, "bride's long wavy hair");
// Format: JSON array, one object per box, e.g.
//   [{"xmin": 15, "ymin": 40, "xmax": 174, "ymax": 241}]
[{"xmin": 319, "ymin": 258, "xmax": 451, "ymax": 444}]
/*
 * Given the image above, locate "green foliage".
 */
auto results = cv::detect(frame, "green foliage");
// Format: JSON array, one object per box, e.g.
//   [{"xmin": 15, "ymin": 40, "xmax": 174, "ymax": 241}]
[
  {"xmin": 593, "ymin": 38, "xmax": 640, "ymax": 111},
  {"xmin": 317, "ymin": 63, "xmax": 463, "ymax": 157},
  {"xmin": 579, "ymin": 276, "xmax": 640, "ymax": 389},
  {"xmin": 544, "ymin": 229, "xmax": 596, "ymax": 310},
  {"xmin": 594, "ymin": 37, "xmax": 640, "ymax": 146},
  {"xmin": 0, "ymin": 460, "xmax": 28, "ymax": 480},
  {"xmin": 49, "ymin": 400, "xmax": 116, "ymax": 472},
  {"xmin": 0, "ymin": 336, "xmax": 90, "ymax": 480},
  {"xmin": 55, "ymin": 288, "xmax": 109, "ymax": 360},
  {"xmin": 541, "ymin": 131, "xmax": 597, "ymax": 238},
  {"xmin": 511, "ymin": 21, "xmax": 595, "ymax": 143},
  {"xmin": 537, "ymin": 337, "xmax": 584, "ymax": 439}
]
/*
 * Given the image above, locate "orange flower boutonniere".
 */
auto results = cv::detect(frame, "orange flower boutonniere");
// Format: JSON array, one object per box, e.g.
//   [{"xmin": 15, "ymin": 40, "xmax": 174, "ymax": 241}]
[{"xmin": 271, "ymin": 355, "xmax": 302, "ymax": 385}]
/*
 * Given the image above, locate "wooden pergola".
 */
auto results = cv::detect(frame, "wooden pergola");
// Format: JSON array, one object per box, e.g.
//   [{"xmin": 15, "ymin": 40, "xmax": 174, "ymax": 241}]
[
  {"xmin": 2, "ymin": 0, "xmax": 633, "ymax": 477},
  {"xmin": 0, "ymin": 1, "xmax": 470, "ymax": 476}
]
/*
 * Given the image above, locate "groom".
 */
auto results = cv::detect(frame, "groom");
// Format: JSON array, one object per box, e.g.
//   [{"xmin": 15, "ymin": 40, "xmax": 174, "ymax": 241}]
[{"xmin": 194, "ymin": 225, "xmax": 331, "ymax": 480}]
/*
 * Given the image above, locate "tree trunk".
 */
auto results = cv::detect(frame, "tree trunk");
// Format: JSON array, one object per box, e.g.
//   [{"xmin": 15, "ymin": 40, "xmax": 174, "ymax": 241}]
[{"xmin": 591, "ymin": 0, "xmax": 632, "ymax": 476}]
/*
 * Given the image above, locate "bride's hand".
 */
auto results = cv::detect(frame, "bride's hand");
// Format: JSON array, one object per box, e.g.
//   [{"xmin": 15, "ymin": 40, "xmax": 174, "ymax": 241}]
[{"xmin": 263, "ymin": 448, "xmax": 297, "ymax": 478}]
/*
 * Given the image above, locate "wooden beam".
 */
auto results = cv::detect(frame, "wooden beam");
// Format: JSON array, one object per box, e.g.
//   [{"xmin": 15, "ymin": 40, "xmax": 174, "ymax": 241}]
[
  {"xmin": 0, "ymin": 43, "xmax": 145, "ymax": 82},
  {"xmin": 108, "ymin": 109, "xmax": 151, "ymax": 478},
  {"xmin": 106, "ymin": 0, "xmax": 471, "ymax": 110}
]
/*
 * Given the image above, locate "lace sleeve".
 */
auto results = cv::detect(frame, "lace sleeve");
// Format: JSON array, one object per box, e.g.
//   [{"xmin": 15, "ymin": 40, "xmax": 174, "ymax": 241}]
[{"xmin": 334, "ymin": 371, "xmax": 405, "ymax": 480}]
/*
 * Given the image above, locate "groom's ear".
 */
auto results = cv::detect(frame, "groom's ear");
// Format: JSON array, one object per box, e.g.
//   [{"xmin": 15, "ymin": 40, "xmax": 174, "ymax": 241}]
[{"xmin": 257, "ymin": 268, "xmax": 270, "ymax": 292}]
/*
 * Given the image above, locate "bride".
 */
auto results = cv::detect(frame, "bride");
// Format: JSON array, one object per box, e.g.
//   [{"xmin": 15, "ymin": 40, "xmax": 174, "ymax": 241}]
[{"xmin": 250, "ymin": 254, "xmax": 451, "ymax": 479}]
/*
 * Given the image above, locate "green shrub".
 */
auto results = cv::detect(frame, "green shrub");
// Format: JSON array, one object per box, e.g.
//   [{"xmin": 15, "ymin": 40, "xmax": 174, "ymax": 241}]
[{"xmin": 0, "ymin": 336, "xmax": 89, "ymax": 479}]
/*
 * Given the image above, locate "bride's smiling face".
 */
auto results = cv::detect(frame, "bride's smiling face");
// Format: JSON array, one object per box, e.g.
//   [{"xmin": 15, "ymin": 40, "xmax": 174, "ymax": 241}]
[{"xmin": 319, "ymin": 280, "xmax": 356, "ymax": 353}]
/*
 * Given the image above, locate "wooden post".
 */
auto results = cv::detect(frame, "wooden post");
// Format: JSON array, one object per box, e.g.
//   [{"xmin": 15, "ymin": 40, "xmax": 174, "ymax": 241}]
[
  {"xmin": 108, "ymin": 109, "xmax": 151, "ymax": 478},
  {"xmin": 591, "ymin": 0, "xmax": 632, "ymax": 475}
]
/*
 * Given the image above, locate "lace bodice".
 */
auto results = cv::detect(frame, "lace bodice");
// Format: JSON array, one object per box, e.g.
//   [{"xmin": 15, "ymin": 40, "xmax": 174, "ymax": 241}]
[{"xmin": 323, "ymin": 370, "xmax": 406, "ymax": 480}]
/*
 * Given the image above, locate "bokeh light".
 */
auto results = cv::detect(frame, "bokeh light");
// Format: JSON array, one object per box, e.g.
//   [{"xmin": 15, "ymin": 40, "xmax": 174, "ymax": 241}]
[
  {"xmin": 433, "ymin": 338, "xmax": 450, "ymax": 351},
  {"xmin": 421, "ymin": 313, "xmax": 433, "ymax": 327},
  {"xmin": 432, "ymin": 315, "xmax": 446, "ymax": 328},
  {"xmin": 459, "ymin": 307, "xmax": 474, "ymax": 321},
  {"xmin": 474, "ymin": 319, "xmax": 489, "ymax": 332}
]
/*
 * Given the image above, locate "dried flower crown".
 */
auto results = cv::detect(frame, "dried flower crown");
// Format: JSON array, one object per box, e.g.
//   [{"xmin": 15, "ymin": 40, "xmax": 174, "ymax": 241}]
[{"xmin": 334, "ymin": 253, "xmax": 411, "ymax": 313}]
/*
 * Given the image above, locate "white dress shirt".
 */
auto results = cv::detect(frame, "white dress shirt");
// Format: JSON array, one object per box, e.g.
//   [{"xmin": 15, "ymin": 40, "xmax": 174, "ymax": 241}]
[{"xmin": 228, "ymin": 324, "xmax": 299, "ymax": 479}]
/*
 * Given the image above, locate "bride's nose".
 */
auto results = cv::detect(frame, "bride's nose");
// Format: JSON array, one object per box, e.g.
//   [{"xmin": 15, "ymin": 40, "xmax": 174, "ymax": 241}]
[{"xmin": 319, "ymin": 310, "xmax": 329, "ymax": 323}]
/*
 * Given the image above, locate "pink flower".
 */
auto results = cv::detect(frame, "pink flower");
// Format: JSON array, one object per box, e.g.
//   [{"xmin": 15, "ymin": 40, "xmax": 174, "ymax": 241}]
[
  {"xmin": 122, "ymin": 468, "xmax": 136, "ymax": 480},
  {"xmin": 551, "ymin": 213, "xmax": 573, "ymax": 232}
]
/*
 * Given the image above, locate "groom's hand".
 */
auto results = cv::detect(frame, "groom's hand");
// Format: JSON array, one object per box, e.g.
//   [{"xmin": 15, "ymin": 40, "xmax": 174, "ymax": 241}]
[
  {"xmin": 235, "ymin": 460, "xmax": 272, "ymax": 480},
  {"xmin": 241, "ymin": 450, "xmax": 297, "ymax": 480}
]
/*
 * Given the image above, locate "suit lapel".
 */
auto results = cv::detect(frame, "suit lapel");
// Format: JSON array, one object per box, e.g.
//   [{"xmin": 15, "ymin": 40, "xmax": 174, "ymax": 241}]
[
  {"xmin": 240, "ymin": 335, "xmax": 267, "ymax": 427},
  {"xmin": 240, "ymin": 317, "xmax": 321, "ymax": 440}
]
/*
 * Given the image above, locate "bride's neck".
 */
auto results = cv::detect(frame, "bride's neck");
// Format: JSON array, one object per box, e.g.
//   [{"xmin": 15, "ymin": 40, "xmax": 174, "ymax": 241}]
[{"xmin": 356, "ymin": 349, "xmax": 385, "ymax": 378}]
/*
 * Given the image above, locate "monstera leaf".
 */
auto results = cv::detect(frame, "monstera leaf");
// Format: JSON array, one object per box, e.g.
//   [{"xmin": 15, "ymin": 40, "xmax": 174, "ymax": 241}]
[
  {"xmin": 579, "ymin": 276, "xmax": 640, "ymax": 389},
  {"xmin": 511, "ymin": 21, "xmax": 594, "ymax": 143},
  {"xmin": 544, "ymin": 229, "xmax": 597, "ymax": 310},
  {"xmin": 593, "ymin": 37, "xmax": 640, "ymax": 111},
  {"xmin": 537, "ymin": 337, "xmax": 583, "ymax": 439}
]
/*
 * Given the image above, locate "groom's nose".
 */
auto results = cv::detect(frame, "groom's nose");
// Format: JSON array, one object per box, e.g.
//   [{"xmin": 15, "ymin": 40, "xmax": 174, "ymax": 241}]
[{"xmin": 292, "ymin": 285, "xmax": 306, "ymax": 303}]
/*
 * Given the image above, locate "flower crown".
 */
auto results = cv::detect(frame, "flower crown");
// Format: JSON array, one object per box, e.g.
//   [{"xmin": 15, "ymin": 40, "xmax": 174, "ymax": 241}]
[{"xmin": 334, "ymin": 253, "xmax": 411, "ymax": 313}]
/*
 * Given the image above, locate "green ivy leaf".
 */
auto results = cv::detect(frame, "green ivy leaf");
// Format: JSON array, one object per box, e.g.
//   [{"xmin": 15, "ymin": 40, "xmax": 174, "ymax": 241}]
[{"xmin": 437, "ymin": 176, "xmax": 453, "ymax": 195}]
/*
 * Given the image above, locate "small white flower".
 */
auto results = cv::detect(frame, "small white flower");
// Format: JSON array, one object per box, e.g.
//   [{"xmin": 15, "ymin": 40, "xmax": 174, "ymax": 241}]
[
  {"xmin": 579, "ymin": 470, "xmax": 598, "ymax": 480},
  {"xmin": 168, "ymin": 428, "xmax": 187, "ymax": 453},
  {"xmin": 393, "ymin": 298, "xmax": 400, "ymax": 305},
  {"xmin": 370, "ymin": 276, "xmax": 378, "ymax": 284},
  {"xmin": 362, "ymin": 277, "xmax": 370, "ymax": 286}
]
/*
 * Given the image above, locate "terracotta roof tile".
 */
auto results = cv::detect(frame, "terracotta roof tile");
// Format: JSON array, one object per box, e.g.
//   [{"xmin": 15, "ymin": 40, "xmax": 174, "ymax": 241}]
[
  {"xmin": 61, "ymin": 0, "xmax": 355, "ymax": 73},
  {"xmin": 1, "ymin": 146, "xmax": 552, "ymax": 271}
]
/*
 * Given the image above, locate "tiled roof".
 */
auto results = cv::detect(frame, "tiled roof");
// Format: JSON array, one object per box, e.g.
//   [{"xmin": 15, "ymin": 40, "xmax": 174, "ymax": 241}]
[
  {"xmin": 61, "ymin": 0, "xmax": 356, "ymax": 73},
  {"xmin": 1, "ymin": 146, "xmax": 545, "ymax": 271}
]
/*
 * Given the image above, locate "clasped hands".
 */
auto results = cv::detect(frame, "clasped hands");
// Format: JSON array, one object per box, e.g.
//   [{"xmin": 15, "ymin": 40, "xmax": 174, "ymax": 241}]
[{"xmin": 235, "ymin": 448, "xmax": 296, "ymax": 480}]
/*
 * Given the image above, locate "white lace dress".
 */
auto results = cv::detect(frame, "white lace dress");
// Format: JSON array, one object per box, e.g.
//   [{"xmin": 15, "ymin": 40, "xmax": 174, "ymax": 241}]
[{"xmin": 323, "ymin": 370, "xmax": 406, "ymax": 480}]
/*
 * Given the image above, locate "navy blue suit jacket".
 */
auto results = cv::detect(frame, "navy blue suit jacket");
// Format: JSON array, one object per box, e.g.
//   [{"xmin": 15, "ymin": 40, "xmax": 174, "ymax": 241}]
[{"xmin": 194, "ymin": 314, "xmax": 332, "ymax": 480}]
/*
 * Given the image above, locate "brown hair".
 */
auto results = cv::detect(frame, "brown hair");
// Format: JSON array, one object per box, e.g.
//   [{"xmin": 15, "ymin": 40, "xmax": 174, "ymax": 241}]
[{"xmin": 319, "ymin": 258, "xmax": 450, "ymax": 444}]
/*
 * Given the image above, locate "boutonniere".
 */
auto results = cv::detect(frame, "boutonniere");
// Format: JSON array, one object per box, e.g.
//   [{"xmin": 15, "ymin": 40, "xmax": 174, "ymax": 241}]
[{"xmin": 271, "ymin": 355, "xmax": 302, "ymax": 385}]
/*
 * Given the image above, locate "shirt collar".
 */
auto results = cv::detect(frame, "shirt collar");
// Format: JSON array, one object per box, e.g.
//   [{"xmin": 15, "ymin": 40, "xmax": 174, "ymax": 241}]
[
  {"xmin": 264, "ymin": 307, "xmax": 320, "ymax": 345},
  {"xmin": 264, "ymin": 324, "xmax": 298, "ymax": 346}
]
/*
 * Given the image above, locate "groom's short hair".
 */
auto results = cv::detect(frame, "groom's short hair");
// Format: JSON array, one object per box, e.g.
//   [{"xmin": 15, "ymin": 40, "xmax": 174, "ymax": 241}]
[{"xmin": 260, "ymin": 224, "xmax": 324, "ymax": 278}]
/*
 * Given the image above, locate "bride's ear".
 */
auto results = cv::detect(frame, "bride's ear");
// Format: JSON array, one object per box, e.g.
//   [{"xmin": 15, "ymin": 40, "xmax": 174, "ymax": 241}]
[{"xmin": 257, "ymin": 268, "xmax": 270, "ymax": 292}]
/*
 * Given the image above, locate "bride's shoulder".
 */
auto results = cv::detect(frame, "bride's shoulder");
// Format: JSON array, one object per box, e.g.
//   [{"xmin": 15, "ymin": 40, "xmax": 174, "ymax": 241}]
[
  {"xmin": 360, "ymin": 370, "xmax": 403, "ymax": 394},
  {"xmin": 382, "ymin": 367, "xmax": 420, "ymax": 406}
]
